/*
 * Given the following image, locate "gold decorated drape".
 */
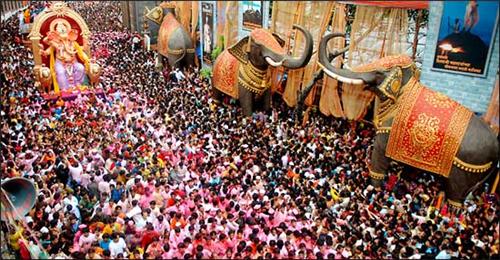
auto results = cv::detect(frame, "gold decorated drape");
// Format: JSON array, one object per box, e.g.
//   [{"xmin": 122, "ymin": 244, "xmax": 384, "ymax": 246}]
[
  {"xmin": 274, "ymin": 1, "xmax": 333, "ymax": 107},
  {"xmin": 484, "ymin": 74, "xmax": 499, "ymax": 133},
  {"xmin": 319, "ymin": 3, "xmax": 347, "ymax": 118}
]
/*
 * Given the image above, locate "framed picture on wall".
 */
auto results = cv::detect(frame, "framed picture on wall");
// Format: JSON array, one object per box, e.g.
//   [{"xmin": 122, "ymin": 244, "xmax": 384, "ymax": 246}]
[
  {"xmin": 242, "ymin": 1, "xmax": 263, "ymax": 30},
  {"xmin": 202, "ymin": 2, "xmax": 214, "ymax": 64},
  {"xmin": 431, "ymin": 1, "xmax": 499, "ymax": 77}
]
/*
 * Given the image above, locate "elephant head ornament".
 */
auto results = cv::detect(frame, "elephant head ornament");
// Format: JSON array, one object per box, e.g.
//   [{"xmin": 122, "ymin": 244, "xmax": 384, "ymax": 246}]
[
  {"xmin": 316, "ymin": 33, "xmax": 499, "ymax": 207},
  {"xmin": 145, "ymin": 2, "xmax": 195, "ymax": 69},
  {"xmin": 213, "ymin": 25, "xmax": 313, "ymax": 116}
]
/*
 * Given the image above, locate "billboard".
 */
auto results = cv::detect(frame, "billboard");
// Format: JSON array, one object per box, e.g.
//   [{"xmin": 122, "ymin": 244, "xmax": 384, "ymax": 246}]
[
  {"xmin": 202, "ymin": 2, "xmax": 214, "ymax": 64},
  {"xmin": 242, "ymin": 1, "xmax": 263, "ymax": 30},
  {"xmin": 432, "ymin": 1, "xmax": 499, "ymax": 77}
]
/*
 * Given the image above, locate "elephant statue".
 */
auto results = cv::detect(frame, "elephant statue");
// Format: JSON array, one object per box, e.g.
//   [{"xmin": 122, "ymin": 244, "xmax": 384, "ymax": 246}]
[
  {"xmin": 145, "ymin": 2, "xmax": 195, "ymax": 69},
  {"xmin": 300, "ymin": 33, "xmax": 499, "ymax": 207},
  {"xmin": 212, "ymin": 25, "xmax": 313, "ymax": 116}
]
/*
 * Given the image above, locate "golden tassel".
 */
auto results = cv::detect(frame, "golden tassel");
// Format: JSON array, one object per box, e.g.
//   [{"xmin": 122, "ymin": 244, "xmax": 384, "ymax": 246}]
[{"xmin": 50, "ymin": 48, "xmax": 60, "ymax": 94}]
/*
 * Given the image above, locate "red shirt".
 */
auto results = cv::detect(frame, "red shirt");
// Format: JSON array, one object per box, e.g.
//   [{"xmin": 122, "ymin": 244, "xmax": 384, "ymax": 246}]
[
  {"xmin": 141, "ymin": 230, "xmax": 160, "ymax": 249},
  {"xmin": 19, "ymin": 240, "xmax": 31, "ymax": 260}
]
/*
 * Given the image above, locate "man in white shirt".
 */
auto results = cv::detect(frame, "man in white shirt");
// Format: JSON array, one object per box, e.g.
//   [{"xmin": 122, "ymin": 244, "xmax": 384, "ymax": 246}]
[
  {"xmin": 175, "ymin": 68, "xmax": 186, "ymax": 82},
  {"xmin": 63, "ymin": 191, "xmax": 79, "ymax": 209},
  {"xmin": 109, "ymin": 233, "xmax": 128, "ymax": 257},
  {"xmin": 126, "ymin": 199, "xmax": 143, "ymax": 225},
  {"xmin": 66, "ymin": 155, "xmax": 83, "ymax": 184},
  {"xmin": 78, "ymin": 227, "xmax": 96, "ymax": 253}
]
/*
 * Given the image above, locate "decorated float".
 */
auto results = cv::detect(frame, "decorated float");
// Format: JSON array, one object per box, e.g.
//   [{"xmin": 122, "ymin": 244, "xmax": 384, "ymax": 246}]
[{"xmin": 28, "ymin": 2, "xmax": 103, "ymax": 100}]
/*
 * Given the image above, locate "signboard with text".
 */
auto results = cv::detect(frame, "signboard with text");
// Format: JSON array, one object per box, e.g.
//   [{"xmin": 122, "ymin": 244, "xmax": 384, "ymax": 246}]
[
  {"xmin": 242, "ymin": 1, "xmax": 263, "ymax": 30},
  {"xmin": 202, "ymin": 2, "xmax": 214, "ymax": 64},
  {"xmin": 432, "ymin": 1, "xmax": 499, "ymax": 77}
]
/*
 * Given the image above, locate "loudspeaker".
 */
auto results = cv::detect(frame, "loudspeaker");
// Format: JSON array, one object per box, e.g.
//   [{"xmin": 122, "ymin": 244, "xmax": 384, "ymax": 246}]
[{"xmin": 1, "ymin": 177, "xmax": 37, "ymax": 221}]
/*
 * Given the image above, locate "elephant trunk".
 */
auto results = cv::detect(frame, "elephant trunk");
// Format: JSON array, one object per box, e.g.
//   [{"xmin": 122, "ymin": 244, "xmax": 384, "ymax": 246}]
[
  {"xmin": 261, "ymin": 25, "xmax": 313, "ymax": 69},
  {"xmin": 318, "ymin": 33, "xmax": 377, "ymax": 84}
]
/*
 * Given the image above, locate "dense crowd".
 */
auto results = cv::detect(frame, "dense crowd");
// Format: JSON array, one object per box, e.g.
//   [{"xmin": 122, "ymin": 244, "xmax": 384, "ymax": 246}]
[{"xmin": 1, "ymin": 2, "xmax": 499, "ymax": 259}]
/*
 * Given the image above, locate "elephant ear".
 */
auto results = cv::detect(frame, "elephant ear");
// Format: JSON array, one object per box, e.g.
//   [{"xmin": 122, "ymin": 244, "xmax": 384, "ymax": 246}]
[
  {"xmin": 145, "ymin": 6, "xmax": 163, "ymax": 25},
  {"xmin": 378, "ymin": 67, "xmax": 403, "ymax": 102},
  {"xmin": 228, "ymin": 36, "xmax": 250, "ymax": 65},
  {"xmin": 272, "ymin": 33, "xmax": 285, "ymax": 47}
]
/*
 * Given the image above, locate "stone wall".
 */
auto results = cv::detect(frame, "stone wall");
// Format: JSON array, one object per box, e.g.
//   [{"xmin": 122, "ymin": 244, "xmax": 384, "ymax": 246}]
[{"xmin": 420, "ymin": 1, "xmax": 499, "ymax": 113}]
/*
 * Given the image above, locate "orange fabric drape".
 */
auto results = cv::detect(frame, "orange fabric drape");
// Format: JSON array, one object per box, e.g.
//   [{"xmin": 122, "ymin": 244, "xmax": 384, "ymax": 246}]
[
  {"xmin": 484, "ymin": 74, "xmax": 499, "ymax": 133},
  {"xmin": 223, "ymin": 1, "xmax": 240, "ymax": 48},
  {"xmin": 191, "ymin": 2, "xmax": 199, "ymax": 40},
  {"xmin": 270, "ymin": 1, "xmax": 300, "ymax": 94},
  {"xmin": 216, "ymin": 1, "xmax": 227, "ymax": 49},
  {"xmin": 304, "ymin": 1, "xmax": 335, "ymax": 106},
  {"xmin": 337, "ymin": 5, "xmax": 408, "ymax": 121},
  {"xmin": 319, "ymin": 3, "xmax": 347, "ymax": 118},
  {"xmin": 175, "ymin": 1, "xmax": 192, "ymax": 33},
  {"xmin": 341, "ymin": 84, "xmax": 374, "ymax": 120},
  {"xmin": 282, "ymin": 1, "xmax": 333, "ymax": 107}
]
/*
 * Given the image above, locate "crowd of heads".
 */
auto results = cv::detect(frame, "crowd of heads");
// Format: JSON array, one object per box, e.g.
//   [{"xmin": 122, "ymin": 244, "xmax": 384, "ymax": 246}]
[{"xmin": 1, "ymin": 1, "xmax": 499, "ymax": 259}]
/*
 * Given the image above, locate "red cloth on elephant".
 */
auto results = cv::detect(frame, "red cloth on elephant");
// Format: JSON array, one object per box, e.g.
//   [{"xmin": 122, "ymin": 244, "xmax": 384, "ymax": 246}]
[{"xmin": 385, "ymin": 78, "xmax": 472, "ymax": 177}]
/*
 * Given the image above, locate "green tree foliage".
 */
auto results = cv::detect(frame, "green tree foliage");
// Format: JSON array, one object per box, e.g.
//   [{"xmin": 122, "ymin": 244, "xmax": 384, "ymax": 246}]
[{"xmin": 200, "ymin": 67, "xmax": 212, "ymax": 79}]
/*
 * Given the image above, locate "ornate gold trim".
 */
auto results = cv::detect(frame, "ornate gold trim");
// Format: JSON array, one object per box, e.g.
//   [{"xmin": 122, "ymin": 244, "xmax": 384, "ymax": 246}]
[
  {"xmin": 166, "ymin": 48, "xmax": 195, "ymax": 55},
  {"xmin": 447, "ymin": 199, "xmax": 463, "ymax": 209},
  {"xmin": 29, "ymin": 3, "xmax": 91, "ymax": 41},
  {"xmin": 453, "ymin": 157, "xmax": 492, "ymax": 173},
  {"xmin": 376, "ymin": 127, "xmax": 391, "ymax": 135},
  {"xmin": 29, "ymin": 2, "xmax": 91, "ymax": 69},
  {"xmin": 378, "ymin": 67, "xmax": 402, "ymax": 102},
  {"xmin": 369, "ymin": 169, "xmax": 385, "ymax": 180},
  {"xmin": 228, "ymin": 36, "xmax": 250, "ymax": 64},
  {"xmin": 238, "ymin": 62, "xmax": 269, "ymax": 95},
  {"xmin": 145, "ymin": 6, "xmax": 164, "ymax": 25}
]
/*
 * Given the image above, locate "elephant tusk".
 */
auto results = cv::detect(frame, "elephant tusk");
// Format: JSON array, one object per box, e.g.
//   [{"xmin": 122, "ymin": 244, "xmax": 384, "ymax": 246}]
[
  {"xmin": 265, "ymin": 57, "xmax": 284, "ymax": 67},
  {"xmin": 318, "ymin": 62, "xmax": 364, "ymax": 85}
]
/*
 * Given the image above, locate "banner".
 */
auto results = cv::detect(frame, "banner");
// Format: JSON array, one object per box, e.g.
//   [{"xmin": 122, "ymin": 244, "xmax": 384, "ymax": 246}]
[
  {"xmin": 202, "ymin": 2, "xmax": 214, "ymax": 64},
  {"xmin": 432, "ymin": 1, "xmax": 499, "ymax": 77},
  {"xmin": 242, "ymin": 1, "xmax": 263, "ymax": 30}
]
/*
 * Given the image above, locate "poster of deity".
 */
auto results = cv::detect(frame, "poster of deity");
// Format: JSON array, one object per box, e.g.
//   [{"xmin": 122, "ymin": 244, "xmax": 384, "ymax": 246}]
[
  {"xmin": 202, "ymin": 2, "xmax": 214, "ymax": 64},
  {"xmin": 242, "ymin": 1, "xmax": 263, "ymax": 30},
  {"xmin": 432, "ymin": 1, "xmax": 499, "ymax": 77}
]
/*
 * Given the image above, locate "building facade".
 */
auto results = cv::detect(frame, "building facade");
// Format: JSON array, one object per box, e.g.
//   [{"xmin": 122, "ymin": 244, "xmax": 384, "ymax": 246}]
[{"xmin": 1, "ymin": 1, "xmax": 25, "ymax": 20}]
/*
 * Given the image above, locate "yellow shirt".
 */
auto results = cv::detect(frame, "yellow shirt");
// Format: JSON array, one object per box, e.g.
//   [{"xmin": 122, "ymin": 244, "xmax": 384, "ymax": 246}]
[
  {"xmin": 9, "ymin": 228, "xmax": 24, "ymax": 250},
  {"xmin": 102, "ymin": 224, "xmax": 113, "ymax": 235}
]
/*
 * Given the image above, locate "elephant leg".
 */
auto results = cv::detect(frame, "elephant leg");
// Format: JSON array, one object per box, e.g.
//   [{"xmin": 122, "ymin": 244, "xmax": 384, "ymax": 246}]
[
  {"xmin": 238, "ymin": 85, "xmax": 253, "ymax": 117},
  {"xmin": 261, "ymin": 88, "xmax": 272, "ymax": 113},
  {"xmin": 369, "ymin": 133, "xmax": 391, "ymax": 187},
  {"xmin": 445, "ymin": 165, "xmax": 496, "ymax": 205},
  {"xmin": 446, "ymin": 115, "xmax": 500, "ymax": 205}
]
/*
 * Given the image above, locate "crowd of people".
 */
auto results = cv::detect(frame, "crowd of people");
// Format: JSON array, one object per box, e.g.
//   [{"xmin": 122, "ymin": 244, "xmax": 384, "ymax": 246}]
[{"xmin": 1, "ymin": 1, "xmax": 499, "ymax": 259}]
